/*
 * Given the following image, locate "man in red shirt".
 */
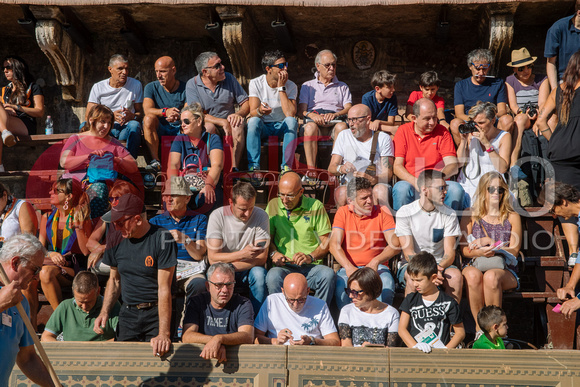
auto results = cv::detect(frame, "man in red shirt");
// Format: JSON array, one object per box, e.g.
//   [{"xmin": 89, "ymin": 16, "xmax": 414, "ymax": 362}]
[
  {"xmin": 392, "ymin": 98, "xmax": 466, "ymax": 211},
  {"xmin": 329, "ymin": 177, "xmax": 401, "ymax": 309}
]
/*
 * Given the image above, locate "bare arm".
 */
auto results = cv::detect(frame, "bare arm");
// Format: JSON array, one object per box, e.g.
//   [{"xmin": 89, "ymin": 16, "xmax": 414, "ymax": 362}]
[
  {"xmin": 18, "ymin": 201, "xmax": 38, "ymax": 235},
  {"xmin": 378, "ymin": 156, "xmax": 393, "ymax": 184},
  {"xmin": 446, "ymin": 323, "xmax": 465, "ymax": 348},
  {"xmin": 329, "ymin": 227, "xmax": 358, "ymax": 276},
  {"xmin": 143, "ymin": 97, "xmax": 158, "ymax": 117},
  {"xmin": 367, "ymin": 229, "xmax": 400, "ymax": 269},
  {"xmin": 150, "ymin": 266, "xmax": 175, "ymax": 356},
  {"xmin": 94, "ymin": 266, "xmax": 121, "ymax": 333},
  {"xmin": 538, "ymin": 77, "xmax": 551, "ymax": 109},
  {"xmin": 183, "ymin": 323, "xmax": 253, "ymax": 345},
  {"xmin": 168, "ymin": 151, "xmax": 181, "ymax": 178},
  {"xmin": 316, "ymin": 332, "xmax": 340, "ymax": 346},
  {"xmin": 547, "ymin": 57, "xmax": 558, "ymax": 91},
  {"xmin": 254, "ymin": 327, "xmax": 278, "ymax": 345},
  {"xmin": 328, "ymin": 154, "xmax": 344, "ymax": 176},
  {"xmin": 456, "ymin": 135, "xmax": 469, "ymax": 167},
  {"xmin": 16, "ymin": 345, "xmax": 56, "ymax": 387},
  {"xmin": 454, "ymin": 104, "xmax": 469, "ymax": 122},
  {"xmin": 535, "ymin": 87, "xmax": 557, "ymax": 140},
  {"xmin": 504, "ymin": 212, "xmax": 522, "ymax": 256},
  {"xmin": 207, "ymin": 238, "xmax": 268, "ymax": 271},
  {"xmin": 496, "ymin": 102, "xmax": 509, "ymax": 118},
  {"xmin": 40, "ymin": 330, "xmax": 58, "ymax": 342},
  {"xmin": 297, "ymin": 102, "xmax": 308, "ymax": 119},
  {"xmin": 393, "ymin": 157, "xmax": 417, "ymax": 189},
  {"xmin": 334, "ymin": 103, "xmax": 352, "ymax": 118},
  {"xmin": 397, "ymin": 311, "xmax": 416, "ymax": 348},
  {"xmin": 399, "ymin": 234, "xmax": 418, "ymax": 261},
  {"xmin": 439, "ymin": 236, "xmax": 458, "ymax": 269},
  {"xmin": 440, "ymin": 155, "xmax": 459, "ymax": 179},
  {"xmin": 506, "ymin": 82, "xmax": 520, "ymax": 114},
  {"xmin": 15, "ymin": 94, "xmax": 45, "ymax": 119}
]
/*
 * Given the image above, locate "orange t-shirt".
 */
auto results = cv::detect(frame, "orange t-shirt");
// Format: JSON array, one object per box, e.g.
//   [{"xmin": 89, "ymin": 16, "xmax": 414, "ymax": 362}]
[
  {"xmin": 393, "ymin": 122, "xmax": 456, "ymax": 177},
  {"xmin": 332, "ymin": 205, "xmax": 395, "ymax": 266}
]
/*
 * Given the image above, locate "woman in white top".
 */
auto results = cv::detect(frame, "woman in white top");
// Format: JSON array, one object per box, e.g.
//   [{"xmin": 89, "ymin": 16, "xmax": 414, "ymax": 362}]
[
  {"xmin": 0, "ymin": 183, "xmax": 37, "ymax": 243},
  {"xmin": 457, "ymin": 102, "xmax": 511, "ymax": 205},
  {"xmin": 338, "ymin": 267, "xmax": 400, "ymax": 347}
]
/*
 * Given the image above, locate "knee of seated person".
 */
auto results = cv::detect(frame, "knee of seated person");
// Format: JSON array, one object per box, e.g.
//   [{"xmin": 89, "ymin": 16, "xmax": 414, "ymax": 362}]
[
  {"xmin": 247, "ymin": 117, "xmax": 261, "ymax": 131},
  {"xmin": 464, "ymin": 267, "xmax": 483, "ymax": 283},
  {"xmin": 450, "ymin": 118, "xmax": 464, "ymax": 132},
  {"xmin": 482, "ymin": 270, "xmax": 502, "ymax": 287},
  {"xmin": 514, "ymin": 113, "xmax": 529, "ymax": 127},
  {"xmin": 143, "ymin": 114, "xmax": 159, "ymax": 128},
  {"xmin": 332, "ymin": 123, "xmax": 347, "ymax": 139},
  {"xmin": 498, "ymin": 114, "xmax": 514, "ymax": 131},
  {"xmin": 373, "ymin": 184, "xmax": 390, "ymax": 203},
  {"xmin": 39, "ymin": 265, "xmax": 58, "ymax": 282},
  {"xmin": 283, "ymin": 116, "xmax": 299, "ymax": 130},
  {"xmin": 335, "ymin": 186, "xmax": 347, "ymax": 207},
  {"xmin": 303, "ymin": 122, "xmax": 318, "ymax": 136}
]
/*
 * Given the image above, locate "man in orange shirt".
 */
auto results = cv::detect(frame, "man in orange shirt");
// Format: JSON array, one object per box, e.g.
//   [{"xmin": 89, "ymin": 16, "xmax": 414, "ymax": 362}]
[
  {"xmin": 392, "ymin": 98, "xmax": 465, "ymax": 211},
  {"xmin": 329, "ymin": 177, "xmax": 401, "ymax": 309}
]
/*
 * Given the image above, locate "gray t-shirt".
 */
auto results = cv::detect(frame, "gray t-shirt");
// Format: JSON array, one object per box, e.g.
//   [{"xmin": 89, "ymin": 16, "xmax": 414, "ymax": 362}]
[
  {"xmin": 207, "ymin": 206, "xmax": 270, "ymax": 251},
  {"xmin": 185, "ymin": 73, "xmax": 248, "ymax": 119}
]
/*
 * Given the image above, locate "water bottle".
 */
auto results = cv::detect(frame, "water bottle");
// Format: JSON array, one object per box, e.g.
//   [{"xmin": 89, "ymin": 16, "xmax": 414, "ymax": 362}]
[{"xmin": 45, "ymin": 116, "xmax": 53, "ymax": 135}]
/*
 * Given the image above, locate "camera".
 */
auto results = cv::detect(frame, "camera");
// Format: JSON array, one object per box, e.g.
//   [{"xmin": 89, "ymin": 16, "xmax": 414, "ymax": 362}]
[
  {"xmin": 458, "ymin": 120, "xmax": 478, "ymax": 134},
  {"xmin": 522, "ymin": 101, "xmax": 538, "ymax": 117}
]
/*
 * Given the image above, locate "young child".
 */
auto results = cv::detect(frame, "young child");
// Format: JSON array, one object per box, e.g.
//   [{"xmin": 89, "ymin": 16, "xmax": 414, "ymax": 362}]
[
  {"xmin": 361, "ymin": 70, "xmax": 398, "ymax": 135},
  {"xmin": 472, "ymin": 305, "xmax": 508, "ymax": 349},
  {"xmin": 405, "ymin": 71, "xmax": 449, "ymax": 129},
  {"xmin": 398, "ymin": 251, "xmax": 465, "ymax": 353}
]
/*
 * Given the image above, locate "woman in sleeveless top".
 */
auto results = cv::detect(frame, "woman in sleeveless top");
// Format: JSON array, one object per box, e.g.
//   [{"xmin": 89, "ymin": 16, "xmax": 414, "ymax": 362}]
[
  {"xmin": 536, "ymin": 50, "xmax": 580, "ymax": 266},
  {"xmin": 22, "ymin": 178, "xmax": 92, "ymax": 330},
  {"xmin": 0, "ymin": 183, "xmax": 37, "ymax": 243},
  {"xmin": 460, "ymin": 171, "xmax": 521, "ymax": 333},
  {"xmin": 457, "ymin": 102, "xmax": 511, "ymax": 206},
  {"xmin": 505, "ymin": 47, "xmax": 549, "ymax": 167},
  {"xmin": 0, "ymin": 56, "xmax": 45, "ymax": 172}
]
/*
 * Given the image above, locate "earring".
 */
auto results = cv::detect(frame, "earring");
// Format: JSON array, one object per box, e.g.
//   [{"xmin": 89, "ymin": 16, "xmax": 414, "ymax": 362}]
[{"xmin": 63, "ymin": 199, "xmax": 69, "ymax": 211}]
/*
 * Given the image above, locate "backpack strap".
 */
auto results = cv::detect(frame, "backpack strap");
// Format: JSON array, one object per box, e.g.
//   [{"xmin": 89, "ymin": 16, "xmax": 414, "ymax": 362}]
[{"xmin": 368, "ymin": 131, "xmax": 380, "ymax": 164}]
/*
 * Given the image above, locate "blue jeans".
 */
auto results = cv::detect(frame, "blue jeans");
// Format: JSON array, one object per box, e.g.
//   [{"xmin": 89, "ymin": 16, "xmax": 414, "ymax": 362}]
[
  {"xmin": 266, "ymin": 264, "xmax": 335, "ymax": 306},
  {"xmin": 246, "ymin": 116, "xmax": 298, "ymax": 170},
  {"xmin": 235, "ymin": 266, "xmax": 267, "ymax": 314},
  {"xmin": 392, "ymin": 180, "xmax": 467, "ymax": 211},
  {"xmin": 110, "ymin": 120, "xmax": 142, "ymax": 159},
  {"xmin": 335, "ymin": 264, "xmax": 395, "ymax": 309}
]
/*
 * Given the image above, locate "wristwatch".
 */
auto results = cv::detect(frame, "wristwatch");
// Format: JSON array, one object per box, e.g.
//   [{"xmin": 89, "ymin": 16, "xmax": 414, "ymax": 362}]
[
  {"xmin": 184, "ymin": 236, "xmax": 193, "ymax": 246},
  {"xmin": 309, "ymin": 336, "xmax": 316, "ymax": 345},
  {"xmin": 277, "ymin": 86, "xmax": 286, "ymax": 92},
  {"xmin": 269, "ymin": 250, "xmax": 277, "ymax": 259},
  {"xmin": 308, "ymin": 254, "xmax": 315, "ymax": 263}
]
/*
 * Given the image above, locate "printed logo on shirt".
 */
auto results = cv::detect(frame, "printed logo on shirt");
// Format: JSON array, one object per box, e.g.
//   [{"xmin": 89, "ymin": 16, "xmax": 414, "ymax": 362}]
[
  {"xmin": 145, "ymin": 256, "xmax": 154, "ymax": 267},
  {"xmin": 304, "ymin": 216, "xmax": 310, "ymax": 223},
  {"xmin": 301, "ymin": 317, "xmax": 319, "ymax": 332}
]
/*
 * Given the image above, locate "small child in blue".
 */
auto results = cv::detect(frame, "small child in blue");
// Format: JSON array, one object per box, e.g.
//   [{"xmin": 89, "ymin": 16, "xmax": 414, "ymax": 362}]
[
  {"xmin": 473, "ymin": 305, "xmax": 508, "ymax": 349},
  {"xmin": 398, "ymin": 252, "xmax": 465, "ymax": 353},
  {"xmin": 361, "ymin": 70, "xmax": 398, "ymax": 136}
]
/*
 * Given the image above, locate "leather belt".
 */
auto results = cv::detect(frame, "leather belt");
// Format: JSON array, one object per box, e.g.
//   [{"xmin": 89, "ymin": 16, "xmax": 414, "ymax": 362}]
[{"xmin": 127, "ymin": 302, "xmax": 158, "ymax": 310}]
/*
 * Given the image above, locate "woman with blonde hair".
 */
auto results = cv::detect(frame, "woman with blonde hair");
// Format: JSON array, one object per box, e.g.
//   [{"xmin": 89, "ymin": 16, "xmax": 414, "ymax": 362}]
[{"xmin": 460, "ymin": 171, "xmax": 521, "ymax": 334}]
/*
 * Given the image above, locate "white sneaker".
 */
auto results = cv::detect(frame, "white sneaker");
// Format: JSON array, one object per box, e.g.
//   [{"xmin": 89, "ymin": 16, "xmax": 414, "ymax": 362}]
[
  {"xmin": 2, "ymin": 130, "xmax": 15, "ymax": 147},
  {"xmin": 0, "ymin": 164, "xmax": 5, "ymax": 172},
  {"xmin": 568, "ymin": 252, "xmax": 578, "ymax": 267}
]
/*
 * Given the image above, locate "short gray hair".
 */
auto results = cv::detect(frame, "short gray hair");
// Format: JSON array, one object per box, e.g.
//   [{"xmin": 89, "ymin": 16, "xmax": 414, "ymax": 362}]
[
  {"xmin": 206, "ymin": 262, "xmax": 235, "ymax": 280},
  {"xmin": 109, "ymin": 54, "xmax": 128, "ymax": 67},
  {"xmin": 315, "ymin": 49, "xmax": 337, "ymax": 65},
  {"xmin": 0, "ymin": 233, "xmax": 46, "ymax": 266},
  {"xmin": 468, "ymin": 101, "xmax": 497, "ymax": 121},
  {"xmin": 466, "ymin": 49, "xmax": 493, "ymax": 68},
  {"xmin": 195, "ymin": 51, "xmax": 218, "ymax": 74}
]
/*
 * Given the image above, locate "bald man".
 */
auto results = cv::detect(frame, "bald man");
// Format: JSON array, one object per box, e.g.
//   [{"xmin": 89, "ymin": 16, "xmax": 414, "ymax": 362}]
[
  {"xmin": 392, "ymin": 98, "xmax": 465, "ymax": 211},
  {"xmin": 265, "ymin": 172, "xmax": 334, "ymax": 305},
  {"xmin": 328, "ymin": 103, "xmax": 393, "ymax": 208},
  {"xmin": 254, "ymin": 273, "xmax": 339, "ymax": 346},
  {"xmin": 143, "ymin": 56, "xmax": 187, "ymax": 172}
]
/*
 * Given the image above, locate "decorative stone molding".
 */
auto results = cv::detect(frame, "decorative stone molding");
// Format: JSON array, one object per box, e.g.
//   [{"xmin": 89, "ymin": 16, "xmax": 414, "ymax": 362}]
[
  {"xmin": 484, "ymin": 3, "xmax": 519, "ymax": 75},
  {"xmin": 217, "ymin": 6, "xmax": 257, "ymax": 87},
  {"xmin": 34, "ymin": 16, "xmax": 85, "ymax": 102}
]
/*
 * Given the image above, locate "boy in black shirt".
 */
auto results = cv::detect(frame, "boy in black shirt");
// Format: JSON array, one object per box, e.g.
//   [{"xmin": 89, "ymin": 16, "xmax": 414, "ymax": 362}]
[{"xmin": 398, "ymin": 252, "xmax": 464, "ymax": 353}]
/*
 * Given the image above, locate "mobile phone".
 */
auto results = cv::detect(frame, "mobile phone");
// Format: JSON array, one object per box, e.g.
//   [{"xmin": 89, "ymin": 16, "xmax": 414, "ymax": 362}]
[
  {"xmin": 492, "ymin": 241, "xmax": 506, "ymax": 251},
  {"xmin": 255, "ymin": 241, "xmax": 266, "ymax": 248},
  {"xmin": 261, "ymin": 102, "xmax": 269, "ymax": 108},
  {"xmin": 553, "ymin": 304, "xmax": 562, "ymax": 313}
]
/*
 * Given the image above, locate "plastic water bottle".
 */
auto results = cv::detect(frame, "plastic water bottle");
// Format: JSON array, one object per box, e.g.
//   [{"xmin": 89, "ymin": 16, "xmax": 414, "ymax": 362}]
[{"xmin": 45, "ymin": 116, "xmax": 53, "ymax": 135}]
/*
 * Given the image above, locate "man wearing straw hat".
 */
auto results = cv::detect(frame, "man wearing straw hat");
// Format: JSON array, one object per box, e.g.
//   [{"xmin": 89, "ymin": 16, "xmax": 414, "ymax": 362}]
[
  {"xmin": 150, "ymin": 176, "xmax": 208, "ymax": 326},
  {"xmin": 0, "ymin": 233, "xmax": 56, "ymax": 386}
]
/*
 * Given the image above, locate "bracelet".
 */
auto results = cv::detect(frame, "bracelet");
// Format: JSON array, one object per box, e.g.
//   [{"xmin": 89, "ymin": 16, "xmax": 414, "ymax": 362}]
[
  {"xmin": 336, "ymin": 164, "xmax": 343, "ymax": 174},
  {"xmin": 161, "ymin": 107, "xmax": 168, "ymax": 117},
  {"xmin": 308, "ymin": 254, "xmax": 315, "ymax": 263},
  {"xmin": 205, "ymin": 182, "xmax": 215, "ymax": 189},
  {"xmin": 541, "ymin": 128, "xmax": 551, "ymax": 133}
]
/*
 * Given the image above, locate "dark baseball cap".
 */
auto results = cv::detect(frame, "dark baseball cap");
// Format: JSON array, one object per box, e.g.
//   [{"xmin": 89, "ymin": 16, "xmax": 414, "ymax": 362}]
[{"xmin": 102, "ymin": 193, "xmax": 145, "ymax": 223}]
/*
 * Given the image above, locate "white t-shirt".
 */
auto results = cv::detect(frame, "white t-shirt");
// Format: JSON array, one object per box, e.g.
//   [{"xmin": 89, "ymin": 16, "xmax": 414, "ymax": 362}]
[
  {"xmin": 337, "ymin": 303, "xmax": 400, "ymax": 347},
  {"xmin": 395, "ymin": 200, "xmax": 461, "ymax": 262},
  {"xmin": 88, "ymin": 77, "xmax": 144, "ymax": 113},
  {"xmin": 254, "ymin": 293, "xmax": 337, "ymax": 344},
  {"xmin": 0, "ymin": 199, "xmax": 24, "ymax": 241},
  {"xmin": 332, "ymin": 130, "xmax": 393, "ymax": 178},
  {"xmin": 206, "ymin": 206, "xmax": 270, "ymax": 252},
  {"xmin": 248, "ymin": 74, "xmax": 298, "ymax": 123}
]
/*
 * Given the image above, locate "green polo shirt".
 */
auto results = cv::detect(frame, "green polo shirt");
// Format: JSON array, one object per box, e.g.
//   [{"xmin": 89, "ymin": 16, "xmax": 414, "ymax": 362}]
[
  {"xmin": 266, "ymin": 196, "xmax": 331, "ymax": 264},
  {"xmin": 473, "ymin": 335, "xmax": 505, "ymax": 349},
  {"xmin": 44, "ymin": 296, "xmax": 120, "ymax": 341}
]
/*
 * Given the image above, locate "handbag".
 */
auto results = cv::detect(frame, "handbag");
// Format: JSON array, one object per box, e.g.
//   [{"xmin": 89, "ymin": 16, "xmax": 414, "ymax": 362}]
[
  {"xmin": 180, "ymin": 153, "xmax": 207, "ymax": 192},
  {"xmin": 86, "ymin": 152, "xmax": 117, "ymax": 183},
  {"xmin": 470, "ymin": 220, "xmax": 506, "ymax": 272}
]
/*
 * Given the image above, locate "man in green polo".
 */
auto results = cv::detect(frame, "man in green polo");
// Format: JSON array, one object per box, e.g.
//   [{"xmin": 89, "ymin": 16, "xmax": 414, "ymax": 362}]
[
  {"xmin": 265, "ymin": 172, "xmax": 335, "ymax": 305},
  {"xmin": 41, "ymin": 271, "xmax": 120, "ymax": 341}
]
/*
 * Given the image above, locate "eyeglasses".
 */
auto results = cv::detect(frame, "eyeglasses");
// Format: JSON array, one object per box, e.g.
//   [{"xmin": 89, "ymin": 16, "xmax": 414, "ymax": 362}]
[
  {"xmin": 430, "ymin": 185, "xmax": 448, "ymax": 192},
  {"xmin": 278, "ymin": 191, "xmax": 301, "ymax": 200},
  {"xmin": 53, "ymin": 188, "xmax": 66, "ymax": 195},
  {"xmin": 517, "ymin": 64, "xmax": 533, "ymax": 72},
  {"xmin": 487, "ymin": 186, "xmax": 506, "ymax": 195},
  {"xmin": 29, "ymin": 262, "xmax": 42, "ymax": 276},
  {"xmin": 204, "ymin": 62, "xmax": 223, "ymax": 70},
  {"xmin": 285, "ymin": 296, "xmax": 307, "ymax": 304},
  {"xmin": 471, "ymin": 62, "xmax": 491, "ymax": 70},
  {"xmin": 319, "ymin": 62, "xmax": 336, "ymax": 69},
  {"xmin": 346, "ymin": 115, "xmax": 369, "ymax": 125},
  {"xmin": 208, "ymin": 280, "xmax": 235, "ymax": 290},
  {"xmin": 344, "ymin": 288, "xmax": 364, "ymax": 298},
  {"xmin": 271, "ymin": 62, "xmax": 288, "ymax": 70}
]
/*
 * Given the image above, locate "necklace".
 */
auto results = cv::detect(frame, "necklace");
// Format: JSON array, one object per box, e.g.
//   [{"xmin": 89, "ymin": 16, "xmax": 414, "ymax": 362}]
[{"xmin": 420, "ymin": 202, "xmax": 436, "ymax": 216}]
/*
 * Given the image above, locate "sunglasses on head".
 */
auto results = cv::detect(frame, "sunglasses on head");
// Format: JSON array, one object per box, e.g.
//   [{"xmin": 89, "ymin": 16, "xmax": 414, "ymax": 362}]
[
  {"xmin": 271, "ymin": 62, "xmax": 288, "ymax": 70},
  {"xmin": 487, "ymin": 186, "xmax": 506, "ymax": 195},
  {"xmin": 517, "ymin": 64, "xmax": 533, "ymax": 72}
]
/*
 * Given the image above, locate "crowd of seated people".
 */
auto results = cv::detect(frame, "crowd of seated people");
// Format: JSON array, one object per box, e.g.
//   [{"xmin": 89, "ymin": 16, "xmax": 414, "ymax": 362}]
[{"xmin": 5, "ymin": 32, "xmax": 580, "ymax": 366}]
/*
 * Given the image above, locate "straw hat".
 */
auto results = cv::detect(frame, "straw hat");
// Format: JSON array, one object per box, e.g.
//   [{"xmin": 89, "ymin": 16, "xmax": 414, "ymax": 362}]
[
  {"xmin": 507, "ymin": 47, "xmax": 537, "ymax": 67},
  {"xmin": 162, "ymin": 176, "xmax": 193, "ymax": 196}
]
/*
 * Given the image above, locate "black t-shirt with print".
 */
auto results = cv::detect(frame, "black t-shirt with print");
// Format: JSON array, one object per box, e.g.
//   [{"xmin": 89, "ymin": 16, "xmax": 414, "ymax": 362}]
[{"xmin": 399, "ymin": 290, "xmax": 461, "ymax": 345}]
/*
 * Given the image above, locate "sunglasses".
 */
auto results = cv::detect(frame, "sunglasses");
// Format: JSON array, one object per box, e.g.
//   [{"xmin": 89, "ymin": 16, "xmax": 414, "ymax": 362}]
[
  {"xmin": 3, "ymin": 64, "xmax": 12, "ymax": 71},
  {"xmin": 430, "ymin": 185, "xmax": 448, "ymax": 192},
  {"xmin": 344, "ymin": 288, "xmax": 364, "ymax": 298},
  {"xmin": 487, "ymin": 186, "xmax": 506, "ymax": 195},
  {"xmin": 471, "ymin": 62, "xmax": 491, "ymax": 70},
  {"xmin": 182, "ymin": 116, "xmax": 201, "ymax": 126},
  {"xmin": 517, "ymin": 64, "xmax": 533, "ymax": 72},
  {"xmin": 271, "ymin": 62, "xmax": 288, "ymax": 70},
  {"xmin": 53, "ymin": 188, "xmax": 66, "ymax": 194},
  {"xmin": 204, "ymin": 62, "xmax": 223, "ymax": 70},
  {"xmin": 109, "ymin": 196, "xmax": 119, "ymax": 204}
]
